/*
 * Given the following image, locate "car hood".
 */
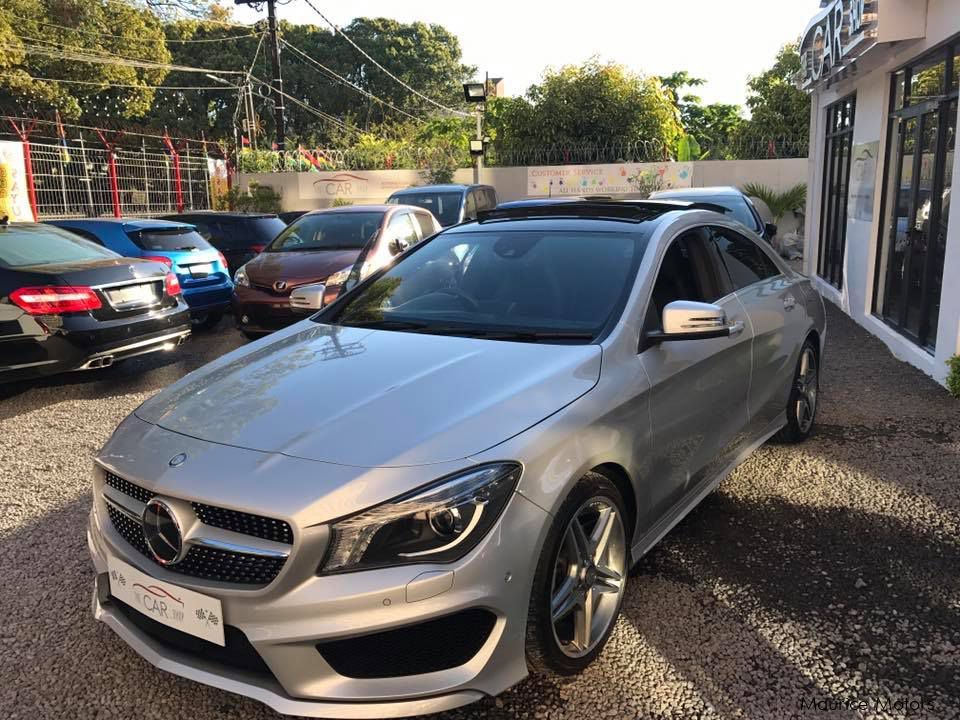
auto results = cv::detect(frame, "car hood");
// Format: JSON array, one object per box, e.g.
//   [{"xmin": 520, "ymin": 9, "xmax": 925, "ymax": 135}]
[
  {"xmin": 134, "ymin": 322, "xmax": 602, "ymax": 467},
  {"xmin": 245, "ymin": 249, "xmax": 361, "ymax": 286}
]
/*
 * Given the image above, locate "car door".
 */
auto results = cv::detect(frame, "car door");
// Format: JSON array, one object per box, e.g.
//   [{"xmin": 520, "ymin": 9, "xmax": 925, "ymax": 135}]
[
  {"xmin": 639, "ymin": 227, "xmax": 754, "ymax": 521},
  {"xmin": 710, "ymin": 225, "xmax": 803, "ymax": 434}
]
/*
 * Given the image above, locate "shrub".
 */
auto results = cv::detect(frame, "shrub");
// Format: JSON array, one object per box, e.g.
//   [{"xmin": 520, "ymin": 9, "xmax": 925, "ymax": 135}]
[
  {"xmin": 742, "ymin": 182, "xmax": 807, "ymax": 223},
  {"xmin": 332, "ymin": 197, "xmax": 353, "ymax": 207},
  {"xmin": 947, "ymin": 355, "xmax": 960, "ymax": 398},
  {"xmin": 224, "ymin": 181, "xmax": 282, "ymax": 213}
]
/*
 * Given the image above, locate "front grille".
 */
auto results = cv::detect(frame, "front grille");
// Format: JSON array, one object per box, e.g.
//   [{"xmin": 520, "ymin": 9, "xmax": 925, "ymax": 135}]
[
  {"xmin": 104, "ymin": 471, "xmax": 153, "ymax": 505},
  {"xmin": 103, "ymin": 472, "xmax": 293, "ymax": 545},
  {"xmin": 103, "ymin": 471, "xmax": 292, "ymax": 587},
  {"xmin": 193, "ymin": 502, "xmax": 293, "ymax": 545},
  {"xmin": 111, "ymin": 596, "xmax": 274, "ymax": 678},
  {"xmin": 317, "ymin": 609, "xmax": 497, "ymax": 678}
]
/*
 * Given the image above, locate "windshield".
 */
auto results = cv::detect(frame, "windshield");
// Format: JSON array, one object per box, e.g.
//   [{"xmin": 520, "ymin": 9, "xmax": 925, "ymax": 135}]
[
  {"xmin": 325, "ymin": 228, "xmax": 645, "ymax": 343},
  {"xmin": 0, "ymin": 224, "xmax": 119, "ymax": 267},
  {"xmin": 129, "ymin": 227, "xmax": 214, "ymax": 252},
  {"xmin": 268, "ymin": 212, "xmax": 384, "ymax": 252},
  {"xmin": 388, "ymin": 192, "xmax": 462, "ymax": 226}
]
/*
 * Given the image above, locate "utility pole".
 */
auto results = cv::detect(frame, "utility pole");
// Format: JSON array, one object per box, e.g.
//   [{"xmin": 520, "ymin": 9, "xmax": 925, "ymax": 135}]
[{"xmin": 235, "ymin": 0, "xmax": 285, "ymax": 151}]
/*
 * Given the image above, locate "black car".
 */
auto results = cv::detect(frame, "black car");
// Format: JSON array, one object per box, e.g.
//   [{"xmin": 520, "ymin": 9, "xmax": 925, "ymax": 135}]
[
  {"xmin": 0, "ymin": 222, "xmax": 191, "ymax": 384},
  {"xmin": 159, "ymin": 211, "xmax": 287, "ymax": 276}
]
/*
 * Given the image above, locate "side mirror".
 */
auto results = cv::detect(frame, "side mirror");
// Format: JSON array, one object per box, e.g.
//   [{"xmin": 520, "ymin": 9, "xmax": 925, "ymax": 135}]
[
  {"xmin": 388, "ymin": 238, "xmax": 408, "ymax": 256},
  {"xmin": 764, "ymin": 223, "xmax": 778, "ymax": 240},
  {"xmin": 647, "ymin": 300, "xmax": 744, "ymax": 343},
  {"xmin": 289, "ymin": 283, "xmax": 326, "ymax": 311}
]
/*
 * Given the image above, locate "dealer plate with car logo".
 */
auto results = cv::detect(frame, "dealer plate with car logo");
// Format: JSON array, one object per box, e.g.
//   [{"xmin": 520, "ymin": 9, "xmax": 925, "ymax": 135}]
[
  {"xmin": 107, "ymin": 556, "xmax": 225, "ymax": 646},
  {"xmin": 186, "ymin": 263, "xmax": 214, "ymax": 277},
  {"xmin": 106, "ymin": 282, "xmax": 158, "ymax": 307}
]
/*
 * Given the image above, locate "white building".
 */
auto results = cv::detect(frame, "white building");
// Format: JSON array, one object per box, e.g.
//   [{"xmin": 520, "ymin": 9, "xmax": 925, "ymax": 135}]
[{"xmin": 802, "ymin": 0, "xmax": 959, "ymax": 385}]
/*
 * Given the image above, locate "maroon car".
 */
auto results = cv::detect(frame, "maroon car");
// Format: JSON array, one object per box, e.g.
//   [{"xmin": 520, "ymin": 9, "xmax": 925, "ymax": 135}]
[{"xmin": 232, "ymin": 204, "xmax": 440, "ymax": 336}]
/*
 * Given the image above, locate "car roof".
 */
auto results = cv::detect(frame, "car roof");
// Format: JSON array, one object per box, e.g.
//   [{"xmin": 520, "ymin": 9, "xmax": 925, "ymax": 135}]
[
  {"xmin": 388, "ymin": 184, "xmax": 492, "ymax": 195},
  {"xmin": 651, "ymin": 186, "xmax": 744, "ymax": 199},
  {"xmin": 49, "ymin": 218, "xmax": 193, "ymax": 231},
  {"xmin": 162, "ymin": 211, "xmax": 279, "ymax": 219},
  {"xmin": 303, "ymin": 204, "xmax": 395, "ymax": 214}
]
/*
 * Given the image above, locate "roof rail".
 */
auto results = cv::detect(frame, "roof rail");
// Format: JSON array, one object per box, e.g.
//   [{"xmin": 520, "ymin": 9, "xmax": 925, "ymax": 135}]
[{"xmin": 477, "ymin": 199, "xmax": 729, "ymax": 224}]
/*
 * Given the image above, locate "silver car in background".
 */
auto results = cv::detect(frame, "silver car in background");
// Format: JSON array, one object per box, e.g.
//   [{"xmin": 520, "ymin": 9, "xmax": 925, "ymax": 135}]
[{"xmin": 87, "ymin": 200, "xmax": 825, "ymax": 718}]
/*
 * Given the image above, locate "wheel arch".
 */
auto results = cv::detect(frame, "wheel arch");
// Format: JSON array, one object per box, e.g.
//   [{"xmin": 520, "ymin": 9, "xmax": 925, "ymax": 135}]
[{"xmin": 588, "ymin": 462, "xmax": 637, "ymax": 546}]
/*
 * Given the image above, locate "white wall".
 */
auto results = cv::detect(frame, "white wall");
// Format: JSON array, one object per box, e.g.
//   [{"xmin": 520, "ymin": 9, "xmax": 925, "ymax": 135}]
[
  {"xmin": 804, "ymin": 0, "xmax": 960, "ymax": 385},
  {"xmin": 240, "ymin": 159, "xmax": 808, "ymax": 210}
]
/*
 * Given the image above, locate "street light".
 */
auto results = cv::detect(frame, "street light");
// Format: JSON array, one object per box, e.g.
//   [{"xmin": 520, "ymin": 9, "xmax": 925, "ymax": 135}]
[
  {"xmin": 462, "ymin": 82, "xmax": 487, "ymax": 103},
  {"xmin": 462, "ymin": 81, "xmax": 487, "ymax": 183}
]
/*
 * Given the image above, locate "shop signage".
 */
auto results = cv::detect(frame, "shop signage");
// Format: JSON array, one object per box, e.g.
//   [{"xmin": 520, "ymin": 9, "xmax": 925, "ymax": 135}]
[
  {"xmin": 526, "ymin": 162, "xmax": 693, "ymax": 197},
  {"xmin": 801, "ymin": 0, "xmax": 869, "ymax": 88}
]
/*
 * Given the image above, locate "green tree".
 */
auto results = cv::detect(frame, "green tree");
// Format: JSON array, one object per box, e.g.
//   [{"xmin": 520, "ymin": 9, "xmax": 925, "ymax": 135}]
[
  {"xmin": 0, "ymin": 0, "xmax": 170, "ymax": 121},
  {"xmin": 487, "ymin": 59, "xmax": 681, "ymax": 158},
  {"xmin": 659, "ymin": 70, "xmax": 744, "ymax": 158},
  {"xmin": 736, "ymin": 43, "xmax": 811, "ymax": 152}
]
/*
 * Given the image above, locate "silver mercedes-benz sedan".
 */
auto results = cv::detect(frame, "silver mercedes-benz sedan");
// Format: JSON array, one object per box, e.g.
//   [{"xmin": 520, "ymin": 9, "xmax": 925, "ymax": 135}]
[{"xmin": 88, "ymin": 200, "xmax": 825, "ymax": 718}]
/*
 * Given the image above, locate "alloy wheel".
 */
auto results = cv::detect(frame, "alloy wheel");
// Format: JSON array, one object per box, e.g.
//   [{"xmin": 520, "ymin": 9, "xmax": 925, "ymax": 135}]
[
  {"xmin": 795, "ymin": 346, "xmax": 819, "ymax": 434},
  {"xmin": 550, "ymin": 497, "xmax": 627, "ymax": 658}
]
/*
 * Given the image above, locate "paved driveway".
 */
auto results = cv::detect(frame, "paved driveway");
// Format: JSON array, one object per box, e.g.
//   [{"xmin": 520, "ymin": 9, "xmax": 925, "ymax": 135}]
[{"xmin": 1, "ymin": 305, "xmax": 957, "ymax": 720}]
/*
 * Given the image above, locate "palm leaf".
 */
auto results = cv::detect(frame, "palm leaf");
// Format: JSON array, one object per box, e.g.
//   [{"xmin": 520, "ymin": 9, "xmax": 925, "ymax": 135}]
[{"xmin": 742, "ymin": 182, "xmax": 807, "ymax": 222}]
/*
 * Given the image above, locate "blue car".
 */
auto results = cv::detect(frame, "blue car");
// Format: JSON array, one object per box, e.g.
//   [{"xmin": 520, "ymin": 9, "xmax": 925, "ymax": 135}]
[{"xmin": 46, "ymin": 218, "xmax": 233, "ymax": 329}]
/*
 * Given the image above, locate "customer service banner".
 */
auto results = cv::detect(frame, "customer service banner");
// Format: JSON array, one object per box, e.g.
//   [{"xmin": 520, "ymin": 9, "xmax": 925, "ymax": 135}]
[
  {"xmin": 0, "ymin": 140, "xmax": 34, "ymax": 221},
  {"xmin": 526, "ymin": 162, "xmax": 693, "ymax": 197}
]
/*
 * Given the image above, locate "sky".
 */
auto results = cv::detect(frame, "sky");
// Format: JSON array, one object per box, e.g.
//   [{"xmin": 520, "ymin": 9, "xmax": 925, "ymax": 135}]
[{"xmin": 235, "ymin": 0, "xmax": 819, "ymax": 107}]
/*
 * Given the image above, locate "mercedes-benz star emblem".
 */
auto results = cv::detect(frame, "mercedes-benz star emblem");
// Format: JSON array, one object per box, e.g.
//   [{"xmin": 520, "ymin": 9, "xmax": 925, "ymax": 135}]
[
  {"xmin": 273, "ymin": 280, "xmax": 288, "ymax": 292},
  {"xmin": 169, "ymin": 453, "xmax": 187, "ymax": 467},
  {"xmin": 142, "ymin": 498, "xmax": 185, "ymax": 565}
]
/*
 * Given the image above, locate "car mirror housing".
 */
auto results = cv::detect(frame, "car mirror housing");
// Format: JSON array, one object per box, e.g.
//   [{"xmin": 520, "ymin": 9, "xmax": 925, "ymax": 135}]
[
  {"xmin": 646, "ymin": 300, "xmax": 744, "ymax": 343},
  {"xmin": 289, "ymin": 283, "xmax": 327, "ymax": 311}
]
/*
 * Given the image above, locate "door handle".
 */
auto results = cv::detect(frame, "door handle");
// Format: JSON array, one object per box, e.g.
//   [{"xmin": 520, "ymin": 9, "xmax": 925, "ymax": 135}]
[
  {"xmin": 783, "ymin": 295, "xmax": 797, "ymax": 311},
  {"xmin": 726, "ymin": 320, "xmax": 745, "ymax": 337}
]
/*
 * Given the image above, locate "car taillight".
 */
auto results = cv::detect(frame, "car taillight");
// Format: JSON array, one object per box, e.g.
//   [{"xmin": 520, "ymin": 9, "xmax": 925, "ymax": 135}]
[
  {"xmin": 143, "ymin": 255, "xmax": 173, "ymax": 267},
  {"xmin": 249, "ymin": 244, "xmax": 266, "ymax": 253},
  {"xmin": 165, "ymin": 273, "xmax": 182, "ymax": 297},
  {"xmin": 10, "ymin": 286, "xmax": 102, "ymax": 315},
  {"xmin": 217, "ymin": 251, "xmax": 228, "ymax": 270}
]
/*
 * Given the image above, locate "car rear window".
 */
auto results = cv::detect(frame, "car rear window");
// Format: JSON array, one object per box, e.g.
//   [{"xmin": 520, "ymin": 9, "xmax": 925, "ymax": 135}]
[
  {"xmin": 387, "ymin": 192, "xmax": 462, "ymax": 226},
  {"xmin": 0, "ymin": 224, "xmax": 120, "ymax": 268},
  {"xmin": 127, "ymin": 227, "xmax": 214, "ymax": 252},
  {"xmin": 238, "ymin": 216, "xmax": 287, "ymax": 243}
]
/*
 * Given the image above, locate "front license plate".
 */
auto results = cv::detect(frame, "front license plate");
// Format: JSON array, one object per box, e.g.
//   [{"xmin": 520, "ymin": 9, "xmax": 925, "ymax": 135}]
[
  {"xmin": 107, "ymin": 556, "xmax": 225, "ymax": 646},
  {"xmin": 187, "ymin": 263, "xmax": 214, "ymax": 277},
  {"xmin": 107, "ymin": 283, "xmax": 157, "ymax": 306}
]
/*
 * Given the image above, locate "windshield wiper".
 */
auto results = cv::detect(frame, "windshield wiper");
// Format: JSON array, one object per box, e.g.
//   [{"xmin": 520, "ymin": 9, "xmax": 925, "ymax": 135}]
[{"xmin": 339, "ymin": 319, "xmax": 430, "ymax": 331}]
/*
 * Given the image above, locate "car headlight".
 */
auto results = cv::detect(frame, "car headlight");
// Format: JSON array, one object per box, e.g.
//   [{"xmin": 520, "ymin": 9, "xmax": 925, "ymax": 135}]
[
  {"xmin": 320, "ymin": 462, "xmax": 522, "ymax": 574},
  {"xmin": 324, "ymin": 265, "xmax": 354, "ymax": 287},
  {"xmin": 234, "ymin": 265, "xmax": 250, "ymax": 287}
]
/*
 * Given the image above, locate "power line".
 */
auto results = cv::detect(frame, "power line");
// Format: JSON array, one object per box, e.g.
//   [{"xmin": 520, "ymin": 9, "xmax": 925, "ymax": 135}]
[
  {"xmin": 281, "ymin": 39, "xmax": 424, "ymax": 123},
  {"xmin": 0, "ymin": 11, "xmax": 259, "ymax": 43},
  {"xmin": 249, "ymin": 74, "xmax": 357, "ymax": 136},
  {"xmin": 0, "ymin": 73, "xmax": 238, "ymax": 91},
  {"xmin": 0, "ymin": 42, "xmax": 246, "ymax": 75},
  {"xmin": 298, "ymin": 0, "xmax": 470, "ymax": 118}
]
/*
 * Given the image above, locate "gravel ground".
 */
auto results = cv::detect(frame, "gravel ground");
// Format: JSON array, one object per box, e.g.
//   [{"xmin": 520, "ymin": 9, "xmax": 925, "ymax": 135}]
[{"xmin": 1, "ymin": 305, "xmax": 958, "ymax": 720}]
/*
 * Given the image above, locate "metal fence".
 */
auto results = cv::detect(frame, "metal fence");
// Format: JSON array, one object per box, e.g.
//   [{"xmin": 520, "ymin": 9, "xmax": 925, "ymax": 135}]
[{"xmin": 28, "ymin": 141, "xmax": 213, "ymax": 219}]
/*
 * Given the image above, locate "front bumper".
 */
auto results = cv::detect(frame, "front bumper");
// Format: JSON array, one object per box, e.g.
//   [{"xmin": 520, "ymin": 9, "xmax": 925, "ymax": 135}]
[
  {"xmin": 87, "ymin": 470, "xmax": 547, "ymax": 718},
  {"xmin": 231, "ymin": 285, "xmax": 309, "ymax": 334}
]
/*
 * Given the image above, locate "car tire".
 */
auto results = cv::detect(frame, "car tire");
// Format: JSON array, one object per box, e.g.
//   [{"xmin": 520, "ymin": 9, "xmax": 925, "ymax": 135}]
[
  {"xmin": 525, "ymin": 472, "xmax": 629, "ymax": 676},
  {"xmin": 775, "ymin": 338, "xmax": 819, "ymax": 443},
  {"xmin": 191, "ymin": 311, "xmax": 223, "ymax": 332}
]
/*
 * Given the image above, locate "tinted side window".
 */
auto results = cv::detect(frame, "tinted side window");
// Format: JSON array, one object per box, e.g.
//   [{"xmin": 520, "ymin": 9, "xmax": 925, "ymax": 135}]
[
  {"xmin": 647, "ymin": 228, "xmax": 728, "ymax": 329},
  {"xmin": 463, "ymin": 191, "xmax": 478, "ymax": 220},
  {"xmin": 412, "ymin": 212, "xmax": 436, "ymax": 239},
  {"xmin": 710, "ymin": 227, "xmax": 780, "ymax": 289},
  {"xmin": 485, "ymin": 189, "xmax": 498, "ymax": 209},
  {"xmin": 62, "ymin": 227, "xmax": 105, "ymax": 246}
]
